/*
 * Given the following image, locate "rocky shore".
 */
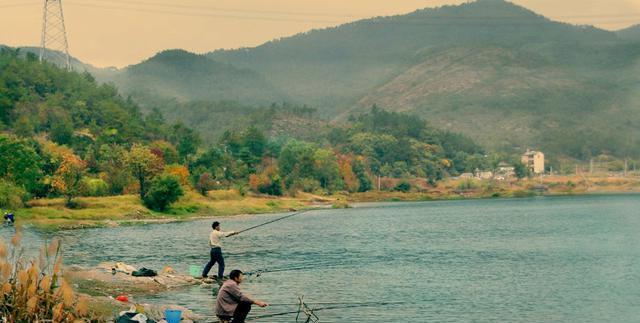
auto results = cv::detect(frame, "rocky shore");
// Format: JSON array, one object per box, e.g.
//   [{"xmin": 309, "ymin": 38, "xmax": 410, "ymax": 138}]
[{"xmin": 65, "ymin": 262, "xmax": 208, "ymax": 322}]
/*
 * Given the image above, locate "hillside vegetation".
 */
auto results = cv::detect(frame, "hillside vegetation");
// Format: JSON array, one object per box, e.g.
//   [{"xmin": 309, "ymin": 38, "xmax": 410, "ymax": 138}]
[{"xmin": 0, "ymin": 50, "xmax": 493, "ymax": 218}]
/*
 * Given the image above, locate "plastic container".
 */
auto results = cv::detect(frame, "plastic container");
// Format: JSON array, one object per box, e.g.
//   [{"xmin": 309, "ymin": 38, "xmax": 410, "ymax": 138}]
[
  {"xmin": 165, "ymin": 309, "xmax": 182, "ymax": 323},
  {"xmin": 188, "ymin": 265, "xmax": 201, "ymax": 278}
]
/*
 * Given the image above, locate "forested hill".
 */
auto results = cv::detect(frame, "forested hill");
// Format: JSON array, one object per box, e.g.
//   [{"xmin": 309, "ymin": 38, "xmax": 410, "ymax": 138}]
[
  {"xmin": 0, "ymin": 48, "xmax": 171, "ymax": 150},
  {"xmin": 108, "ymin": 49, "xmax": 286, "ymax": 105},
  {"xmin": 208, "ymin": 0, "xmax": 614, "ymax": 113},
  {"xmin": 617, "ymin": 25, "xmax": 640, "ymax": 41},
  {"xmin": 92, "ymin": 0, "xmax": 640, "ymax": 160}
]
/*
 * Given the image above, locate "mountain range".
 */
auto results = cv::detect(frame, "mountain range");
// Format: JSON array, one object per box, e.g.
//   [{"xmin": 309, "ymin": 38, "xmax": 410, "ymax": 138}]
[{"xmin": 10, "ymin": 0, "xmax": 640, "ymax": 159}]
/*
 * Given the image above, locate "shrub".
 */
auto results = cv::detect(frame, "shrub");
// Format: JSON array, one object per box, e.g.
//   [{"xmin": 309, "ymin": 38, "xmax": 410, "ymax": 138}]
[
  {"xmin": 80, "ymin": 178, "xmax": 109, "ymax": 197},
  {"xmin": 292, "ymin": 178, "xmax": 321, "ymax": 193},
  {"xmin": 457, "ymin": 179, "xmax": 479, "ymax": 190},
  {"xmin": 0, "ymin": 233, "xmax": 100, "ymax": 321},
  {"xmin": 143, "ymin": 175, "xmax": 184, "ymax": 211},
  {"xmin": 0, "ymin": 180, "xmax": 29, "ymax": 209},
  {"xmin": 394, "ymin": 181, "xmax": 411, "ymax": 193},
  {"xmin": 196, "ymin": 172, "xmax": 216, "ymax": 196}
]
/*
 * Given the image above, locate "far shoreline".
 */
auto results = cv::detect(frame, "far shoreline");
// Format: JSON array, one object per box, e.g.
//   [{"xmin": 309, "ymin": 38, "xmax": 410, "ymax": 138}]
[{"xmin": 12, "ymin": 175, "xmax": 640, "ymax": 231}]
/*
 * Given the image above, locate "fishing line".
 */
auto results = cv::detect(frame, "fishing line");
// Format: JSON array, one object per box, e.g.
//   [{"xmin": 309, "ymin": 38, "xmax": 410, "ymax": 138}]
[{"xmin": 233, "ymin": 208, "xmax": 320, "ymax": 236}]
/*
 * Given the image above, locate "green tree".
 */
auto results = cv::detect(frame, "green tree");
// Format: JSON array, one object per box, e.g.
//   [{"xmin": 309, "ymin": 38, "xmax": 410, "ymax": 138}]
[
  {"xmin": 279, "ymin": 140, "xmax": 316, "ymax": 179},
  {"xmin": 97, "ymin": 144, "xmax": 131, "ymax": 194},
  {"xmin": 125, "ymin": 144, "xmax": 164, "ymax": 199},
  {"xmin": 143, "ymin": 175, "xmax": 184, "ymax": 211},
  {"xmin": 514, "ymin": 162, "xmax": 529, "ymax": 180},
  {"xmin": 0, "ymin": 135, "xmax": 42, "ymax": 193},
  {"xmin": 171, "ymin": 123, "xmax": 201, "ymax": 162}
]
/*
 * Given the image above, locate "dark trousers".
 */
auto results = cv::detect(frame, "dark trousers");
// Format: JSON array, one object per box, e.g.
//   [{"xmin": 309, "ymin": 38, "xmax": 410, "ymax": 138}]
[
  {"xmin": 202, "ymin": 247, "xmax": 225, "ymax": 278},
  {"xmin": 218, "ymin": 302, "xmax": 252, "ymax": 323}
]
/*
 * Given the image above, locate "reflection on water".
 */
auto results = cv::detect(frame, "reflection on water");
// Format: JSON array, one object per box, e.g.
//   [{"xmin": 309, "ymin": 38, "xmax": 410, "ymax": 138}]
[{"xmin": 2, "ymin": 195, "xmax": 640, "ymax": 322}]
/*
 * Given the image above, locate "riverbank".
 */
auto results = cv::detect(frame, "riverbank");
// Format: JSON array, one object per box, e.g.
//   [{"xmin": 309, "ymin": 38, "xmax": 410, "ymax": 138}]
[
  {"xmin": 18, "ymin": 190, "xmax": 320, "ymax": 230},
  {"xmin": 15, "ymin": 175, "xmax": 640, "ymax": 230}
]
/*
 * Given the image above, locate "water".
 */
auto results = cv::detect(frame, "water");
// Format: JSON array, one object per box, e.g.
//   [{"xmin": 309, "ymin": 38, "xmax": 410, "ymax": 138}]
[{"xmin": 3, "ymin": 195, "xmax": 640, "ymax": 322}]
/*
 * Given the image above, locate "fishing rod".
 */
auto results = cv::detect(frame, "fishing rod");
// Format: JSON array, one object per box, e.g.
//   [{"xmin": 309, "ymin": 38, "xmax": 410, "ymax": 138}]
[
  {"xmin": 232, "ymin": 208, "xmax": 320, "ymax": 236},
  {"xmin": 246, "ymin": 300, "xmax": 417, "ymax": 321}
]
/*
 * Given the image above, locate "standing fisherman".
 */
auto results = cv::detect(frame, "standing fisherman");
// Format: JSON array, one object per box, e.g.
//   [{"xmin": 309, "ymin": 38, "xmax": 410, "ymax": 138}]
[{"xmin": 202, "ymin": 221, "xmax": 236, "ymax": 280}]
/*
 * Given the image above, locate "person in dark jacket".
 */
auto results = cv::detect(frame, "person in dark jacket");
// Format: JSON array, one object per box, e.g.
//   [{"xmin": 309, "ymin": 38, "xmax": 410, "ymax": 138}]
[
  {"xmin": 3, "ymin": 211, "xmax": 14, "ymax": 225},
  {"xmin": 215, "ymin": 269, "xmax": 268, "ymax": 323}
]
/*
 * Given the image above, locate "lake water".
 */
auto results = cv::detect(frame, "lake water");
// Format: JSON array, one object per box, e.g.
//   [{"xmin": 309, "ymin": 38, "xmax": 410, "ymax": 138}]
[{"xmin": 3, "ymin": 195, "xmax": 640, "ymax": 322}]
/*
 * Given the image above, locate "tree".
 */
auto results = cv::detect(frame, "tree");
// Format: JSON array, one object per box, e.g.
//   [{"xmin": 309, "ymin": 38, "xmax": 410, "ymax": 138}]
[
  {"xmin": 171, "ymin": 123, "xmax": 201, "ymax": 162},
  {"xmin": 196, "ymin": 172, "xmax": 216, "ymax": 196},
  {"xmin": 0, "ymin": 135, "xmax": 42, "ymax": 194},
  {"xmin": 52, "ymin": 153, "xmax": 86, "ymax": 207},
  {"xmin": 97, "ymin": 144, "xmax": 130, "ymax": 194},
  {"xmin": 143, "ymin": 175, "xmax": 184, "ymax": 211},
  {"xmin": 313, "ymin": 149, "xmax": 342, "ymax": 192},
  {"xmin": 125, "ymin": 144, "xmax": 164, "ymax": 199},
  {"xmin": 514, "ymin": 162, "xmax": 529, "ymax": 180}
]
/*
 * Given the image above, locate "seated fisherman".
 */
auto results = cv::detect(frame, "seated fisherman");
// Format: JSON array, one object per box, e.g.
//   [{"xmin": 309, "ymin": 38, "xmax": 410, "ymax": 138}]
[{"xmin": 215, "ymin": 269, "xmax": 268, "ymax": 323}]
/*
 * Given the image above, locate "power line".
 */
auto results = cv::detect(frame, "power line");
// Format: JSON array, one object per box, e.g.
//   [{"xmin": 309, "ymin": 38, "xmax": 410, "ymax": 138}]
[
  {"xmin": 82, "ymin": 0, "xmax": 361, "ymax": 19},
  {"xmin": 0, "ymin": 2, "xmax": 40, "ymax": 9},
  {"xmin": 64, "ymin": 1, "xmax": 344, "ymax": 24},
  {"xmin": 57, "ymin": 1, "xmax": 640, "ymax": 27}
]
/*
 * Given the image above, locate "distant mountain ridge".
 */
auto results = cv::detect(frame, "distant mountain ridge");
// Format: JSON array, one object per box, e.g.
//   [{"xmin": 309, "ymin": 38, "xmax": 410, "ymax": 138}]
[{"xmin": 110, "ymin": 49, "xmax": 286, "ymax": 105}]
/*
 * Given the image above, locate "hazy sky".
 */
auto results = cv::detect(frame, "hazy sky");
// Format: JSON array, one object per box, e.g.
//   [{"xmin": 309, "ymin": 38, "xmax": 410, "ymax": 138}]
[{"xmin": 2, "ymin": 0, "xmax": 640, "ymax": 67}]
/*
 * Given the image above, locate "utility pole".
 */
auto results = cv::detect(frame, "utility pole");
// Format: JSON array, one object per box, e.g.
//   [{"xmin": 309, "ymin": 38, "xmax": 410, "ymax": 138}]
[{"xmin": 40, "ymin": 0, "xmax": 71, "ymax": 70}]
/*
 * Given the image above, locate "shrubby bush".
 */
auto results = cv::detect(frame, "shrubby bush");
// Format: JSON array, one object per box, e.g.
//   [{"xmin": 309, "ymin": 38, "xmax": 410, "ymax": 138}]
[
  {"xmin": 292, "ymin": 178, "xmax": 321, "ymax": 193},
  {"xmin": 80, "ymin": 178, "xmax": 109, "ymax": 197},
  {"xmin": 394, "ymin": 181, "xmax": 412, "ymax": 193},
  {"xmin": 143, "ymin": 175, "xmax": 184, "ymax": 211},
  {"xmin": 0, "ymin": 180, "xmax": 29, "ymax": 209}
]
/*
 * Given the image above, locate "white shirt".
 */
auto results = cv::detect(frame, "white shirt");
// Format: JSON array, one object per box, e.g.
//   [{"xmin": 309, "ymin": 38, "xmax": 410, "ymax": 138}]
[{"xmin": 209, "ymin": 229, "xmax": 235, "ymax": 248}]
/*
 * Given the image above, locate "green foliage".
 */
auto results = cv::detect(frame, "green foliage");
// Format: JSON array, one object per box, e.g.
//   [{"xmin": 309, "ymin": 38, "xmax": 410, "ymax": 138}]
[
  {"xmin": 513, "ymin": 162, "xmax": 529, "ymax": 180},
  {"xmin": 0, "ymin": 49, "xmax": 164, "ymax": 149},
  {"xmin": 81, "ymin": 178, "xmax": 110, "ymax": 197},
  {"xmin": 126, "ymin": 144, "xmax": 164, "ymax": 199},
  {"xmin": 171, "ymin": 123, "xmax": 201, "ymax": 162},
  {"xmin": 0, "ymin": 135, "xmax": 42, "ymax": 193},
  {"xmin": 394, "ymin": 181, "xmax": 412, "ymax": 193},
  {"xmin": 143, "ymin": 175, "xmax": 184, "ymax": 211},
  {"xmin": 457, "ymin": 179, "xmax": 479, "ymax": 190},
  {"xmin": 97, "ymin": 144, "xmax": 131, "ymax": 194},
  {"xmin": 0, "ymin": 179, "xmax": 29, "ymax": 209}
]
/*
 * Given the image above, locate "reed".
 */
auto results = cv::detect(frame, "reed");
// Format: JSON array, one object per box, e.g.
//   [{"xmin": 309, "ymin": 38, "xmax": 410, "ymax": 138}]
[{"xmin": 0, "ymin": 227, "xmax": 101, "ymax": 322}]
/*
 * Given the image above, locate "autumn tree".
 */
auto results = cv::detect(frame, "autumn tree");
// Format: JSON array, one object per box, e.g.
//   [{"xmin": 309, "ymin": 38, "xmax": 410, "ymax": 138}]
[
  {"xmin": 125, "ymin": 144, "xmax": 164, "ymax": 199},
  {"xmin": 52, "ymin": 153, "xmax": 87, "ymax": 207}
]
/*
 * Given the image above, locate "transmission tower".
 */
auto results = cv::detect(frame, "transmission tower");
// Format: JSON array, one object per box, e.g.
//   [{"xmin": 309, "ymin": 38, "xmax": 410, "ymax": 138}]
[{"xmin": 39, "ymin": 0, "xmax": 71, "ymax": 70}]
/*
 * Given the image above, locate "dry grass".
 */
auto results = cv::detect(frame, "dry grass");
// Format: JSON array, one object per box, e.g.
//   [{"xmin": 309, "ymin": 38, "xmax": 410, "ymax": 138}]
[
  {"xmin": 19, "ymin": 190, "xmax": 314, "ymax": 230},
  {"xmin": 0, "ymin": 229, "xmax": 102, "ymax": 322}
]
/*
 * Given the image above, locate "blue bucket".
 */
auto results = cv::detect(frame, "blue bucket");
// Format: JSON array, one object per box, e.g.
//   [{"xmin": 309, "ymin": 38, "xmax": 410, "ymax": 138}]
[{"xmin": 165, "ymin": 309, "xmax": 182, "ymax": 323}]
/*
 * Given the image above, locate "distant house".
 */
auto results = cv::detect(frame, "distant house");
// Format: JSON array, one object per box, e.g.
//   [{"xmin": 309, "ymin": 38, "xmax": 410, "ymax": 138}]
[
  {"xmin": 474, "ymin": 169, "xmax": 493, "ymax": 180},
  {"xmin": 459, "ymin": 173, "xmax": 474, "ymax": 179},
  {"xmin": 497, "ymin": 162, "xmax": 515, "ymax": 179},
  {"xmin": 521, "ymin": 149, "xmax": 545, "ymax": 174}
]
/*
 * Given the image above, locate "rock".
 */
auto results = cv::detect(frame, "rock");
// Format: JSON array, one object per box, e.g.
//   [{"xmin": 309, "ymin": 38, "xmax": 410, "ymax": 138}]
[{"xmin": 66, "ymin": 262, "xmax": 202, "ymax": 296}]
